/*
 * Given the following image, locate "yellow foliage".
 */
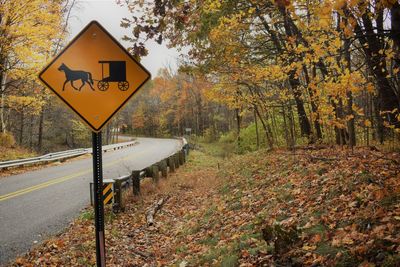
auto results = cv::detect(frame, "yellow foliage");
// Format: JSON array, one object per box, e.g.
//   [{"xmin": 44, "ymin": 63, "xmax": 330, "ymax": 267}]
[
  {"xmin": 0, "ymin": 0, "xmax": 64, "ymax": 79},
  {"xmin": 5, "ymin": 95, "xmax": 45, "ymax": 114}
]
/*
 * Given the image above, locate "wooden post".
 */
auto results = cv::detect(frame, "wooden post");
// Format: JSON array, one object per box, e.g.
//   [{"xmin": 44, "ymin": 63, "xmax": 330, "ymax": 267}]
[
  {"xmin": 167, "ymin": 156, "xmax": 175, "ymax": 173},
  {"xmin": 160, "ymin": 160, "xmax": 168, "ymax": 178},
  {"xmin": 152, "ymin": 165, "xmax": 160, "ymax": 183},
  {"xmin": 113, "ymin": 179, "xmax": 123, "ymax": 213},
  {"xmin": 179, "ymin": 150, "xmax": 184, "ymax": 165},
  {"xmin": 181, "ymin": 150, "xmax": 186, "ymax": 163},
  {"xmin": 132, "ymin": 170, "xmax": 141, "ymax": 196},
  {"xmin": 174, "ymin": 153, "xmax": 180, "ymax": 168}
]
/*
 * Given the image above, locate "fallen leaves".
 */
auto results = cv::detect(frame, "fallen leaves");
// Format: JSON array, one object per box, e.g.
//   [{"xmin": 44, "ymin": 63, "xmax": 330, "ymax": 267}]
[{"xmin": 8, "ymin": 147, "xmax": 400, "ymax": 266}]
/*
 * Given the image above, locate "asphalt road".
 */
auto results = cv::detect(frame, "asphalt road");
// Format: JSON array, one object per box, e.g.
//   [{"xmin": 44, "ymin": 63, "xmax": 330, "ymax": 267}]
[{"xmin": 0, "ymin": 137, "xmax": 181, "ymax": 265}]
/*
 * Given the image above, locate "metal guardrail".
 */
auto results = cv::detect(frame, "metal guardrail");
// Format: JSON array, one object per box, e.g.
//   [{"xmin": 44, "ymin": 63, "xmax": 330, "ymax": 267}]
[
  {"xmin": 0, "ymin": 141, "xmax": 137, "ymax": 170},
  {"xmin": 99, "ymin": 137, "xmax": 188, "ymax": 212}
]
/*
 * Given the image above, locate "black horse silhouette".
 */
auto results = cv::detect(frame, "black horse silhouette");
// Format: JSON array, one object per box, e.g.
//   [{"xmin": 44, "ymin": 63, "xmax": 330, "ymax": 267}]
[{"xmin": 58, "ymin": 63, "xmax": 95, "ymax": 91}]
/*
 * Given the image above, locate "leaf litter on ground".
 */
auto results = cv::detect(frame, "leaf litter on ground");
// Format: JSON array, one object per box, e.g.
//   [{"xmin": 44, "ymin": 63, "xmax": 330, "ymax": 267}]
[{"xmin": 10, "ymin": 147, "xmax": 400, "ymax": 266}]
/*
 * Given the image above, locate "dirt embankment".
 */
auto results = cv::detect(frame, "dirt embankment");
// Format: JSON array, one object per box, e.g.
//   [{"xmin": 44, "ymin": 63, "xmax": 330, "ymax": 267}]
[{"xmin": 11, "ymin": 147, "xmax": 400, "ymax": 266}]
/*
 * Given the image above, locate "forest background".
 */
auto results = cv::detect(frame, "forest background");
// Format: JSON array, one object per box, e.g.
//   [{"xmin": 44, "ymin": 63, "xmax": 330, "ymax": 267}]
[{"xmin": 1, "ymin": 0, "xmax": 400, "ymax": 160}]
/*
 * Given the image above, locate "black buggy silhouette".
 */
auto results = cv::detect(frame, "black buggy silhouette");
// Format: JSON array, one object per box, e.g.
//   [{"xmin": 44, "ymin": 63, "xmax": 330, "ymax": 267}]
[{"xmin": 97, "ymin": 61, "xmax": 129, "ymax": 91}]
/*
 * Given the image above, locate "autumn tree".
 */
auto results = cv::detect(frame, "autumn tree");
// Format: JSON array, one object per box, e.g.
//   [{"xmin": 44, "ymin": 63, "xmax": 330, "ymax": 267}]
[
  {"xmin": 0, "ymin": 0, "xmax": 64, "ymax": 133},
  {"xmin": 121, "ymin": 0, "xmax": 400, "ymax": 148}
]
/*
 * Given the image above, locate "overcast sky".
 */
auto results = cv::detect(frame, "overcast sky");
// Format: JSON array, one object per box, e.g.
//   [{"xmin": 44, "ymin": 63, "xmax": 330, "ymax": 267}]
[{"xmin": 69, "ymin": 0, "xmax": 180, "ymax": 77}]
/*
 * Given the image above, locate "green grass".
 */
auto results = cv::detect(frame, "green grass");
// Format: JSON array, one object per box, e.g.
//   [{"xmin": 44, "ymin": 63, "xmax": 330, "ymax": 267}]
[
  {"xmin": 239, "ymin": 223, "xmax": 255, "ymax": 231},
  {"xmin": 198, "ymin": 235, "xmax": 220, "ymax": 246},
  {"xmin": 79, "ymin": 210, "xmax": 94, "ymax": 221},
  {"xmin": 196, "ymin": 141, "xmax": 236, "ymax": 158},
  {"xmin": 380, "ymin": 193, "xmax": 400, "ymax": 208},
  {"xmin": 197, "ymin": 246, "xmax": 230, "ymax": 265},
  {"xmin": 176, "ymin": 245, "xmax": 188, "ymax": 254},
  {"xmin": 186, "ymin": 150, "xmax": 219, "ymax": 170},
  {"xmin": 184, "ymin": 223, "xmax": 202, "ymax": 235},
  {"xmin": 304, "ymin": 223, "xmax": 327, "ymax": 235},
  {"xmin": 79, "ymin": 208, "xmax": 114, "ymax": 224},
  {"xmin": 315, "ymin": 242, "xmax": 343, "ymax": 257},
  {"xmin": 199, "ymin": 249, "xmax": 220, "ymax": 264},
  {"xmin": 219, "ymin": 183, "xmax": 231, "ymax": 195},
  {"xmin": 221, "ymin": 254, "xmax": 239, "ymax": 267},
  {"xmin": 105, "ymin": 210, "xmax": 116, "ymax": 224}
]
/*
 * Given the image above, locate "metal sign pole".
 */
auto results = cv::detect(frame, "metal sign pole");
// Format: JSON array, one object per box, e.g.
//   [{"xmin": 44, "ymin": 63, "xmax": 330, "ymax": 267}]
[{"xmin": 92, "ymin": 131, "xmax": 106, "ymax": 266}]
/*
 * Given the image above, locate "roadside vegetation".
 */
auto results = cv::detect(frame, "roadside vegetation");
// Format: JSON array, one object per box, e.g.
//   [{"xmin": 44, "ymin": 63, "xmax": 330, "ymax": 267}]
[
  {"xmin": 2, "ymin": 1, "xmax": 400, "ymax": 159},
  {"xmin": 0, "ymin": 133, "xmax": 36, "ymax": 161},
  {"xmin": 11, "ymin": 143, "xmax": 400, "ymax": 266}
]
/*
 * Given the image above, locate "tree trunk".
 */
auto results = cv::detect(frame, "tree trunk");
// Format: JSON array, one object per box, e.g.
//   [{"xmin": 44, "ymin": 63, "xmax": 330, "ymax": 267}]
[
  {"xmin": 303, "ymin": 65, "xmax": 322, "ymax": 140},
  {"xmin": 391, "ymin": 2, "xmax": 400, "ymax": 78},
  {"xmin": 196, "ymin": 97, "xmax": 203, "ymax": 135},
  {"xmin": 19, "ymin": 110, "xmax": 24, "ymax": 145},
  {"xmin": 374, "ymin": 97, "xmax": 385, "ymax": 144},
  {"xmin": 287, "ymin": 104, "xmax": 296, "ymax": 149},
  {"xmin": 256, "ymin": 5, "xmax": 312, "ymax": 138},
  {"xmin": 271, "ymin": 108, "xmax": 278, "ymax": 144},
  {"xmin": 255, "ymin": 106, "xmax": 274, "ymax": 148},
  {"xmin": 235, "ymin": 108, "xmax": 241, "ymax": 149},
  {"xmin": 29, "ymin": 115, "xmax": 34, "ymax": 148},
  {"xmin": 280, "ymin": 6, "xmax": 312, "ymax": 137},
  {"xmin": 350, "ymin": 10, "xmax": 400, "ymax": 133},
  {"xmin": 38, "ymin": 107, "xmax": 44, "ymax": 151},
  {"xmin": 254, "ymin": 107, "xmax": 259, "ymax": 149},
  {"xmin": 331, "ymin": 99, "xmax": 347, "ymax": 145},
  {"xmin": 343, "ymin": 29, "xmax": 356, "ymax": 148},
  {"xmin": 289, "ymin": 76, "xmax": 311, "ymax": 137},
  {"xmin": 0, "ymin": 71, "xmax": 7, "ymax": 134},
  {"xmin": 346, "ymin": 90, "xmax": 356, "ymax": 147},
  {"xmin": 282, "ymin": 105, "xmax": 290, "ymax": 148}
]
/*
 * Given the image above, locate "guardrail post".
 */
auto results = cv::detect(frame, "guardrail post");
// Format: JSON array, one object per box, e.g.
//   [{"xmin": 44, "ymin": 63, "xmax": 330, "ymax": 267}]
[
  {"xmin": 182, "ymin": 149, "xmax": 187, "ymax": 163},
  {"xmin": 160, "ymin": 160, "xmax": 168, "ymax": 178},
  {"xmin": 179, "ymin": 150, "xmax": 185, "ymax": 164},
  {"xmin": 113, "ymin": 179, "xmax": 124, "ymax": 213},
  {"xmin": 132, "ymin": 171, "xmax": 141, "ymax": 196},
  {"xmin": 167, "ymin": 156, "xmax": 175, "ymax": 173},
  {"xmin": 185, "ymin": 144, "xmax": 190, "ymax": 156},
  {"xmin": 152, "ymin": 165, "xmax": 160, "ymax": 183},
  {"xmin": 174, "ymin": 153, "xmax": 180, "ymax": 168},
  {"xmin": 145, "ymin": 167, "xmax": 152, "ymax": 177}
]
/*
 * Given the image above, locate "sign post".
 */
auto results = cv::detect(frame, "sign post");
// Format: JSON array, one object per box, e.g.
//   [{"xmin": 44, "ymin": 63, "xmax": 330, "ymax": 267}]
[
  {"xmin": 92, "ymin": 132, "xmax": 106, "ymax": 266},
  {"xmin": 38, "ymin": 21, "xmax": 151, "ymax": 266}
]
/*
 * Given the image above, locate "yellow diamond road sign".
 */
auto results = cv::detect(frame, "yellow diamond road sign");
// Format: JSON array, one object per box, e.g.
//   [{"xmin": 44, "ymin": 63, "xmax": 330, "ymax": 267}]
[{"xmin": 39, "ymin": 21, "xmax": 151, "ymax": 132}]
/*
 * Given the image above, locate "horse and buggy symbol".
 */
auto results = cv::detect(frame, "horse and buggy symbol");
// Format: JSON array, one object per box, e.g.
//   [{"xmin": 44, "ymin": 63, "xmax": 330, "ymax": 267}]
[
  {"xmin": 58, "ymin": 61, "xmax": 129, "ymax": 92},
  {"xmin": 97, "ymin": 61, "xmax": 129, "ymax": 91}
]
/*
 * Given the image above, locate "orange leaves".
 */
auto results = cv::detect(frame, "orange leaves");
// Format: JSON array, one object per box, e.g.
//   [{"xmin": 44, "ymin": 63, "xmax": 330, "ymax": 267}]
[
  {"xmin": 310, "ymin": 233, "xmax": 323, "ymax": 244},
  {"xmin": 15, "ymin": 257, "xmax": 32, "ymax": 267},
  {"xmin": 333, "ymin": 0, "xmax": 347, "ymax": 10},
  {"xmin": 11, "ymin": 122, "xmax": 400, "ymax": 265}
]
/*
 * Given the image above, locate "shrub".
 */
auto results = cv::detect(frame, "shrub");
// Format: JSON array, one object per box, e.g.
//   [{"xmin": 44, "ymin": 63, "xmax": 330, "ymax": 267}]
[
  {"xmin": 219, "ymin": 131, "xmax": 237, "ymax": 143},
  {"xmin": 0, "ymin": 132, "xmax": 16, "ymax": 148}
]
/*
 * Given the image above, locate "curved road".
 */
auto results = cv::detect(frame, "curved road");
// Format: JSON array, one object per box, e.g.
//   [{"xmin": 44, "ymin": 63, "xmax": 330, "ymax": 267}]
[{"xmin": 0, "ymin": 137, "xmax": 181, "ymax": 265}]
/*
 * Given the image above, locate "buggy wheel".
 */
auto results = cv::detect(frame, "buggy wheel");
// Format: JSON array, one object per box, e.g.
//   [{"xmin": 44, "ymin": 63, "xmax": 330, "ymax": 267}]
[
  {"xmin": 97, "ymin": 81, "xmax": 109, "ymax": 91},
  {"xmin": 118, "ymin": 81, "xmax": 129, "ymax": 91}
]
